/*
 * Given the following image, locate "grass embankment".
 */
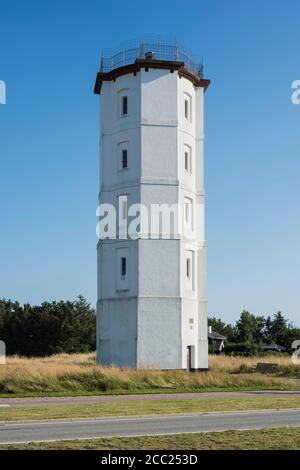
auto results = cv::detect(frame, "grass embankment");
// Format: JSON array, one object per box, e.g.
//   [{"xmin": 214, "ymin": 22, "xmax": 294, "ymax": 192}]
[
  {"xmin": 1, "ymin": 396, "xmax": 300, "ymax": 421},
  {"xmin": 209, "ymin": 355, "xmax": 300, "ymax": 378},
  {"xmin": 0, "ymin": 353, "xmax": 298, "ymax": 397},
  {"xmin": 1, "ymin": 428, "xmax": 300, "ymax": 450}
]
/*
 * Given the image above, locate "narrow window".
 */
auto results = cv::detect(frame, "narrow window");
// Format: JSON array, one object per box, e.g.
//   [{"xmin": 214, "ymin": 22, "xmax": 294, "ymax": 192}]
[
  {"xmin": 184, "ymin": 198, "xmax": 193, "ymax": 230},
  {"xmin": 121, "ymin": 257, "xmax": 127, "ymax": 277},
  {"xmin": 186, "ymin": 251, "xmax": 194, "ymax": 290},
  {"xmin": 184, "ymin": 151, "xmax": 189, "ymax": 171},
  {"xmin": 186, "ymin": 258, "xmax": 191, "ymax": 278},
  {"xmin": 185, "ymin": 201, "xmax": 189, "ymax": 222},
  {"xmin": 122, "ymin": 96, "xmax": 128, "ymax": 115},
  {"xmin": 184, "ymin": 145, "xmax": 192, "ymax": 173},
  {"xmin": 118, "ymin": 195, "xmax": 128, "ymax": 231},
  {"xmin": 120, "ymin": 198, "xmax": 127, "ymax": 220},
  {"xmin": 184, "ymin": 93, "xmax": 192, "ymax": 122},
  {"xmin": 184, "ymin": 99, "xmax": 189, "ymax": 119},
  {"xmin": 122, "ymin": 149, "xmax": 128, "ymax": 169},
  {"xmin": 116, "ymin": 247, "xmax": 129, "ymax": 291}
]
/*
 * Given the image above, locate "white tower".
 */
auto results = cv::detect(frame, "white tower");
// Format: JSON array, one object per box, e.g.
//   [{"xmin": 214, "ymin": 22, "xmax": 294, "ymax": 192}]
[{"xmin": 95, "ymin": 40, "xmax": 210, "ymax": 370}]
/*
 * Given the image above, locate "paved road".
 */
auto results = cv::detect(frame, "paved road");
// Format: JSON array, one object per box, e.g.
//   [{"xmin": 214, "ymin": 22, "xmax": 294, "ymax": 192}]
[
  {"xmin": 0, "ymin": 409, "xmax": 300, "ymax": 444},
  {"xmin": 1, "ymin": 390, "xmax": 300, "ymax": 408}
]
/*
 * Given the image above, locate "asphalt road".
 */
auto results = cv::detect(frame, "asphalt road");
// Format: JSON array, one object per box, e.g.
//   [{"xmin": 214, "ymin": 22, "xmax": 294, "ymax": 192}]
[{"xmin": 0, "ymin": 409, "xmax": 300, "ymax": 444}]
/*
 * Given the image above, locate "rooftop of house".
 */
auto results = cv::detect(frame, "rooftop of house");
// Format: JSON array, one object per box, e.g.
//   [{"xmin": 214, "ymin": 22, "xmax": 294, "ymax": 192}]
[{"xmin": 208, "ymin": 328, "xmax": 226, "ymax": 341}]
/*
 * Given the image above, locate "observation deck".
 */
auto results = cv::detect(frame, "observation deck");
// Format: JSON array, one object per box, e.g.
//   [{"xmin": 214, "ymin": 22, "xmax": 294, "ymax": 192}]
[{"xmin": 94, "ymin": 40, "xmax": 210, "ymax": 94}]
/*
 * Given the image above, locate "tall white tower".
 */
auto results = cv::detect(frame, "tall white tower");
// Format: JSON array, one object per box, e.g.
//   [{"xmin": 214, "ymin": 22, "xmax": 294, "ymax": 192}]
[{"xmin": 95, "ymin": 40, "xmax": 210, "ymax": 370}]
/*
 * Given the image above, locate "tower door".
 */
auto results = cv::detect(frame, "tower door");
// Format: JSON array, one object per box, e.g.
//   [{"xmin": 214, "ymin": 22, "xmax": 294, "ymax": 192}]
[{"xmin": 186, "ymin": 346, "xmax": 192, "ymax": 371}]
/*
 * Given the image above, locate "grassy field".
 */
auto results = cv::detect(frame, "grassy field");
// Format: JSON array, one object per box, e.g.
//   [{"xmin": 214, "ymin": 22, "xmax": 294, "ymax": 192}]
[
  {"xmin": 0, "ymin": 395, "xmax": 300, "ymax": 421},
  {"xmin": 1, "ymin": 427, "xmax": 300, "ymax": 450},
  {"xmin": 0, "ymin": 353, "xmax": 298, "ymax": 396}
]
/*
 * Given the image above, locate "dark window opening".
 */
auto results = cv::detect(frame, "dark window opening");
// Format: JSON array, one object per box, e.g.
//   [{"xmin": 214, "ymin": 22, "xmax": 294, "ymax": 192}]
[
  {"xmin": 122, "ymin": 149, "xmax": 128, "ymax": 169},
  {"xmin": 122, "ymin": 96, "xmax": 128, "ymax": 115},
  {"xmin": 121, "ymin": 257, "xmax": 127, "ymax": 277},
  {"xmin": 186, "ymin": 258, "xmax": 190, "ymax": 278},
  {"xmin": 184, "ymin": 99, "xmax": 189, "ymax": 119},
  {"xmin": 184, "ymin": 152, "xmax": 188, "ymax": 171}
]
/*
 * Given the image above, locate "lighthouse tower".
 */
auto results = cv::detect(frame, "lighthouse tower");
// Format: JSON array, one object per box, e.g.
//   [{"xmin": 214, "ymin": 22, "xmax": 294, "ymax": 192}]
[{"xmin": 94, "ymin": 40, "xmax": 210, "ymax": 370}]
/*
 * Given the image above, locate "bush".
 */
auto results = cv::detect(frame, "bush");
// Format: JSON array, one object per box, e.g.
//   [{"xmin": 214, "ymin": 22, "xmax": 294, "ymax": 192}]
[{"xmin": 224, "ymin": 342, "xmax": 263, "ymax": 356}]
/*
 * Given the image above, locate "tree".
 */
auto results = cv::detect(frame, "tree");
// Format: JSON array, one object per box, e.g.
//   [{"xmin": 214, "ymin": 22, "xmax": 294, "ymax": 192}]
[
  {"xmin": 265, "ymin": 312, "xmax": 287, "ymax": 344},
  {"xmin": 222, "ymin": 310, "xmax": 300, "ymax": 355},
  {"xmin": 235, "ymin": 311, "xmax": 265, "ymax": 344},
  {"xmin": 264, "ymin": 312, "xmax": 300, "ymax": 351},
  {"xmin": 0, "ymin": 296, "xmax": 96, "ymax": 357}
]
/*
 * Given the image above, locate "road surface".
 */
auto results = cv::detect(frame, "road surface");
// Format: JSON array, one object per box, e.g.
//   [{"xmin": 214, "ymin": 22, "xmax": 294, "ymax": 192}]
[{"xmin": 0, "ymin": 409, "xmax": 300, "ymax": 444}]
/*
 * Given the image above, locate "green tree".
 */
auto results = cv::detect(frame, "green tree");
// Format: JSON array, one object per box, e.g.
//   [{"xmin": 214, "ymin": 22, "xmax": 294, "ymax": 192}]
[
  {"xmin": 235, "ymin": 311, "xmax": 265, "ymax": 344},
  {"xmin": 0, "ymin": 296, "xmax": 96, "ymax": 357},
  {"xmin": 264, "ymin": 311, "xmax": 300, "ymax": 351}
]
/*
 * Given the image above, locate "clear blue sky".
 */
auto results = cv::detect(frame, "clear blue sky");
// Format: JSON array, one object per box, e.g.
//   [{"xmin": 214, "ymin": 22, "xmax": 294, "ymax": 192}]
[{"xmin": 1, "ymin": 0, "xmax": 299, "ymax": 325}]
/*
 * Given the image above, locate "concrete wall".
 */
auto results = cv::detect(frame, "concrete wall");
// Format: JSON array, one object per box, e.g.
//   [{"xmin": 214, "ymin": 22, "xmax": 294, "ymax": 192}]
[
  {"xmin": 137, "ymin": 297, "xmax": 181, "ymax": 369},
  {"xmin": 97, "ymin": 298, "xmax": 137, "ymax": 367}
]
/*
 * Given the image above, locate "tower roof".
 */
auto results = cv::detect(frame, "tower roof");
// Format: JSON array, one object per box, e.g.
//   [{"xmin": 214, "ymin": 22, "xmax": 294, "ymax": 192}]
[{"xmin": 94, "ymin": 40, "xmax": 210, "ymax": 94}]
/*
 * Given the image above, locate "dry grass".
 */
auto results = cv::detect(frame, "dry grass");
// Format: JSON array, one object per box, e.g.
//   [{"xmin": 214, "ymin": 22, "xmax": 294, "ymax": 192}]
[
  {"xmin": 209, "ymin": 354, "xmax": 294, "ymax": 371},
  {"xmin": 0, "ymin": 353, "xmax": 297, "ymax": 396}
]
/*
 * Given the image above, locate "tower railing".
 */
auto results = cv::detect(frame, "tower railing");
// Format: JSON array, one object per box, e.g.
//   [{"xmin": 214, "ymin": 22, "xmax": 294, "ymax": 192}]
[{"xmin": 99, "ymin": 41, "xmax": 204, "ymax": 79}]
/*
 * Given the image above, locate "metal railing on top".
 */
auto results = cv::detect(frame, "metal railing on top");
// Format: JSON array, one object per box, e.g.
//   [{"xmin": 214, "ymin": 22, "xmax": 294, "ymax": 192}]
[{"xmin": 100, "ymin": 42, "xmax": 204, "ymax": 78}]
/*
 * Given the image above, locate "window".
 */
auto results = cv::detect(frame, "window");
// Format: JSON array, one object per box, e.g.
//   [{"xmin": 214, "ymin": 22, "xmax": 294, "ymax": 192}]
[
  {"xmin": 122, "ymin": 95, "xmax": 128, "ymax": 116},
  {"xmin": 186, "ymin": 250, "xmax": 194, "ymax": 291},
  {"xmin": 184, "ymin": 197, "xmax": 193, "ymax": 229},
  {"xmin": 184, "ymin": 145, "xmax": 192, "ymax": 173},
  {"xmin": 121, "ymin": 199, "xmax": 127, "ymax": 220},
  {"xmin": 122, "ymin": 149, "xmax": 128, "ymax": 169},
  {"xmin": 121, "ymin": 257, "xmax": 127, "ymax": 277},
  {"xmin": 118, "ymin": 89, "xmax": 129, "ymax": 118},
  {"xmin": 186, "ymin": 258, "xmax": 191, "ymax": 278},
  {"xmin": 184, "ymin": 99, "xmax": 189, "ymax": 119},
  {"xmin": 185, "ymin": 200, "xmax": 189, "ymax": 222},
  {"xmin": 116, "ymin": 247, "xmax": 129, "ymax": 291},
  {"xmin": 184, "ymin": 151, "xmax": 189, "ymax": 171},
  {"xmin": 118, "ymin": 195, "xmax": 128, "ymax": 239},
  {"xmin": 118, "ymin": 195, "xmax": 128, "ymax": 221},
  {"xmin": 184, "ymin": 93, "xmax": 192, "ymax": 122},
  {"xmin": 118, "ymin": 141, "xmax": 129, "ymax": 170}
]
